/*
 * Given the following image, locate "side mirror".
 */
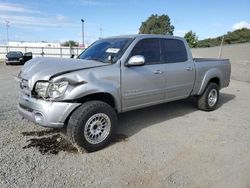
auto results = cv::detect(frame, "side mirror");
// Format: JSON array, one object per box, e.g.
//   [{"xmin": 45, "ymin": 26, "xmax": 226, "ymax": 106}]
[
  {"xmin": 70, "ymin": 54, "xmax": 75, "ymax": 58},
  {"xmin": 127, "ymin": 55, "xmax": 145, "ymax": 66}
]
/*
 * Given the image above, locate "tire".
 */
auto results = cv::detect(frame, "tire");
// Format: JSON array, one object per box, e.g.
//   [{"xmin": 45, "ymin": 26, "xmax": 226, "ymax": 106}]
[
  {"xmin": 67, "ymin": 101, "xmax": 117, "ymax": 152},
  {"xmin": 197, "ymin": 83, "xmax": 219, "ymax": 111}
]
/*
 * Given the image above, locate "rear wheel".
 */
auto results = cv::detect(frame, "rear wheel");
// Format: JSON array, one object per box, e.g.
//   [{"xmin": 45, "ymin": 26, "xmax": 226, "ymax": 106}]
[
  {"xmin": 67, "ymin": 101, "xmax": 117, "ymax": 152},
  {"xmin": 197, "ymin": 83, "xmax": 219, "ymax": 111}
]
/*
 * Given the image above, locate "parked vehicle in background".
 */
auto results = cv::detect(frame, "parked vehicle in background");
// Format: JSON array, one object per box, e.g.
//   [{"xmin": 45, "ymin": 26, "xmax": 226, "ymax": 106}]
[
  {"xmin": 17, "ymin": 34, "xmax": 231, "ymax": 152},
  {"xmin": 6, "ymin": 51, "xmax": 32, "ymax": 65}
]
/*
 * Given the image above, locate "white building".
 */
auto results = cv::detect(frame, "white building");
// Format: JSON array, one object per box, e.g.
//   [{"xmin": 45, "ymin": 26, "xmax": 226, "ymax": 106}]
[{"xmin": 8, "ymin": 41, "xmax": 61, "ymax": 47}]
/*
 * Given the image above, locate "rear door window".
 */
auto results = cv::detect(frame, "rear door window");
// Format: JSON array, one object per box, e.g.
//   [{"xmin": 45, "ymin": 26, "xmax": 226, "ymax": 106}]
[{"xmin": 164, "ymin": 39, "xmax": 187, "ymax": 63}]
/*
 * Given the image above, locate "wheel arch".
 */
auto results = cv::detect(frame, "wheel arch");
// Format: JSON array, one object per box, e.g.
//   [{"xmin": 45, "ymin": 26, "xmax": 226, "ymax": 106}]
[
  {"xmin": 76, "ymin": 92, "xmax": 117, "ymax": 111},
  {"xmin": 198, "ymin": 69, "xmax": 222, "ymax": 95},
  {"xmin": 209, "ymin": 77, "xmax": 221, "ymax": 88},
  {"xmin": 63, "ymin": 92, "xmax": 118, "ymax": 128}
]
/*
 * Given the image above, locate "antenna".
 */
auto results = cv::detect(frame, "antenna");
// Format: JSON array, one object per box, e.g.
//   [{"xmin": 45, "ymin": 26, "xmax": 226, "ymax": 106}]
[{"xmin": 218, "ymin": 35, "xmax": 224, "ymax": 59}]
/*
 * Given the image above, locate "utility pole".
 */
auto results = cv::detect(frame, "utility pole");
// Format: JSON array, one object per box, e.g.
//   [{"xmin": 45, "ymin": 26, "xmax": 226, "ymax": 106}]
[
  {"xmin": 5, "ymin": 21, "xmax": 10, "ymax": 45},
  {"xmin": 81, "ymin": 19, "xmax": 84, "ymax": 47}
]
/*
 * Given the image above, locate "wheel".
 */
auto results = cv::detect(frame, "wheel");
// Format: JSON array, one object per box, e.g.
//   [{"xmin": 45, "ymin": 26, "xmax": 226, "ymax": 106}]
[
  {"xmin": 67, "ymin": 101, "xmax": 117, "ymax": 152},
  {"xmin": 197, "ymin": 83, "xmax": 219, "ymax": 111}
]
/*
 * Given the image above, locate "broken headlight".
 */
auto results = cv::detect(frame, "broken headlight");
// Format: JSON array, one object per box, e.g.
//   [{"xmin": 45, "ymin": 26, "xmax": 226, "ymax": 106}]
[
  {"xmin": 35, "ymin": 81, "xmax": 49, "ymax": 98},
  {"xmin": 47, "ymin": 81, "xmax": 68, "ymax": 99}
]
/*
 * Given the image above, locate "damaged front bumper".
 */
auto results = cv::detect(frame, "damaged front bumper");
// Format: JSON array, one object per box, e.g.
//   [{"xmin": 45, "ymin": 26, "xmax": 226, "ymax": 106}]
[{"xmin": 18, "ymin": 94, "xmax": 81, "ymax": 128}]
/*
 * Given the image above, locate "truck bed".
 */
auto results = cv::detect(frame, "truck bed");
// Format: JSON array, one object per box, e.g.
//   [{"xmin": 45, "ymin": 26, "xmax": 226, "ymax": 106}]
[
  {"xmin": 194, "ymin": 58, "xmax": 229, "ymax": 62},
  {"xmin": 191, "ymin": 58, "xmax": 231, "ymax": 95}
]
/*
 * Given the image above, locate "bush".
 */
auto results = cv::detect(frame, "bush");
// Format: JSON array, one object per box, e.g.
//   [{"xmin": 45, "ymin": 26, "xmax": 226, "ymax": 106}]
[{"xmin": 197, "ymin": 28, "xmax": 250, "ymax": 47}]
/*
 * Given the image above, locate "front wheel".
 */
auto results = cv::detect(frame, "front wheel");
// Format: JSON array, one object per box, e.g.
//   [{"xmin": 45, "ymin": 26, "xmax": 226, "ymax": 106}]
[
  {"xmin": 67, "ymin": 101, "xmax": 117, "ymax": 152},
  {"xmin": 197, "ymin": 83, "xmax": 219, "ymax": 111}
]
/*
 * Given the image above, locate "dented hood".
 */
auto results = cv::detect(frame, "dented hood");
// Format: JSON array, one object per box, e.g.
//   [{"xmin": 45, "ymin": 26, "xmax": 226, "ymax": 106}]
[{"xmin": 20, "ymin": 57, "xmax": 108, "ymax": 81}]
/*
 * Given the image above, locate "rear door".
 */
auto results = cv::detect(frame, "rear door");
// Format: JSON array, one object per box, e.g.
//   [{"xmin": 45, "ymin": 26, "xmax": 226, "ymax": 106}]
[
  {"xmin": 121, "ymin": 38, "xmax": 166, "ymax": 111},
  {"xmin": 163, "ymin": 39, "xmax": 195, "ymax": 100}
]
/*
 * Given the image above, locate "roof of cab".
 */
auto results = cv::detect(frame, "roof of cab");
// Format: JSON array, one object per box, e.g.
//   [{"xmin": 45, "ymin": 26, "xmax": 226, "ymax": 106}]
[{"xmin": 105, "ymin": 34, "xmax": 184, "ymax": 40}]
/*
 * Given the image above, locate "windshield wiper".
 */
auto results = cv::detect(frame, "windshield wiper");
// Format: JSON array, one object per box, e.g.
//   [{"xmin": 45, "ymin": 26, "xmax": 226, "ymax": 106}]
[{"xmin": 87, "ymin": 57, "xmax": 106, "ymax": 63}]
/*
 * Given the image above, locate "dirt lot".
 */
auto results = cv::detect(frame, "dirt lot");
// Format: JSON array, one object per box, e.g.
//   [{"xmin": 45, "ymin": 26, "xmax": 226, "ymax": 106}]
[{"xmin": 0, "ymin": 57, "xmax": 250, "ymax": 187}]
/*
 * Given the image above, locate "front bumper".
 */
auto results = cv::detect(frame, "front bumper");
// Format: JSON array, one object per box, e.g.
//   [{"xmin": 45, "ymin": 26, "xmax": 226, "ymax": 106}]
[
  {"xmin": 18, "ymin": 94, "xmax": 81, "ymax": 128},
  {"xmin": 6, "ymin": 60, "xmax": 22, "ymax": 65}
]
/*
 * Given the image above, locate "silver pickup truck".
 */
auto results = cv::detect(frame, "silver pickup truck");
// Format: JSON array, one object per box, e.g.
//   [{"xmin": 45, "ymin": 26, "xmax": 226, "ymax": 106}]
[{"xmin": 18, "ymin": 34, "xmax": 230, "ymax": 151}]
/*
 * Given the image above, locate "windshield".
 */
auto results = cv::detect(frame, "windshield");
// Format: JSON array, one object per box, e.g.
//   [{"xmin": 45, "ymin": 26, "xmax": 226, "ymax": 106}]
[
  {"xmin": 7, "ymin": 51, "xmax": 23, "ymax": 58},
  {"xmin": 78, "ymin": 38, "xmax": 133, "ymax": 63}
]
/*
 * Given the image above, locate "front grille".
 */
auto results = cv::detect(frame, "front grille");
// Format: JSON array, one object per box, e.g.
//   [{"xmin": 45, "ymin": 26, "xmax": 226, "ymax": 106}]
[{"xmin": 8, "ymin": 58, "xmax": 19, "ymax": 61}]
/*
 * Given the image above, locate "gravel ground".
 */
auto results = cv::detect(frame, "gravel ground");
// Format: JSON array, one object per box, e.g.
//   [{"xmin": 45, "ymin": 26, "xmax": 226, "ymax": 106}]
[{"xmin": 0, "ymin": 60, "xmax": 250, "ymax": 188}]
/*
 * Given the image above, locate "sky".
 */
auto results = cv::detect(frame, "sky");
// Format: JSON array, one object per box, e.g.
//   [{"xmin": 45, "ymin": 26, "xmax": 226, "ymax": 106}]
[{"xmin": 0, "ymin": 0, "xmax": 250, "ymax": 45}]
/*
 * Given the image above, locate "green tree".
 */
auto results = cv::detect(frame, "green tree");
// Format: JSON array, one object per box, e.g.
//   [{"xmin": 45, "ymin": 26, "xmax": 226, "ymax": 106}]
[
  {"xmin": 139, "ymin": 14, "xmax": 174, "ymax": 35},
  {"xmin": 61, "ymin": 40, "xmax": 79, "ymax": 47},
  {"xmin": 184, "ymin": 30, "xmax": 198, "ymax": 48}
]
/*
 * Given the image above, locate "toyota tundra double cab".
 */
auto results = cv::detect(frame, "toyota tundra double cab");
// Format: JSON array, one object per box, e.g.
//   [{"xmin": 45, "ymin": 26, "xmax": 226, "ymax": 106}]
[{"xmin": 18, "ymin": 34, "xmax": 231, "ymax": 151}]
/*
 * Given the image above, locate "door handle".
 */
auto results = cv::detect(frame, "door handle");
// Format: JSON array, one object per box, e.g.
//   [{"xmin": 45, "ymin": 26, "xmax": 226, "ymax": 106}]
[
  {"xmin": 186, "ymin": 67, "xmax": 193, "ymax": 71},
  {"xmin": 153, "ymin": 70, "xmax": 163, "ymax": 74}
]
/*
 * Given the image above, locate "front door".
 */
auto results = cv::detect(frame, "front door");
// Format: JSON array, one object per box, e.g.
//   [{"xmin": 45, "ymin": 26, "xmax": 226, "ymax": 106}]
[{"xmin": 121, "ymin": 38, "xmax": 166, "ymax": 111}]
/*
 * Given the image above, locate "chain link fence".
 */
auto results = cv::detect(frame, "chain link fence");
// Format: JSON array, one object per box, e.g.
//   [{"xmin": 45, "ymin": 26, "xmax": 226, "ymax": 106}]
[{"xmin": 0, "ymin": 45, "xmax": 85, "ymax": 59}]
